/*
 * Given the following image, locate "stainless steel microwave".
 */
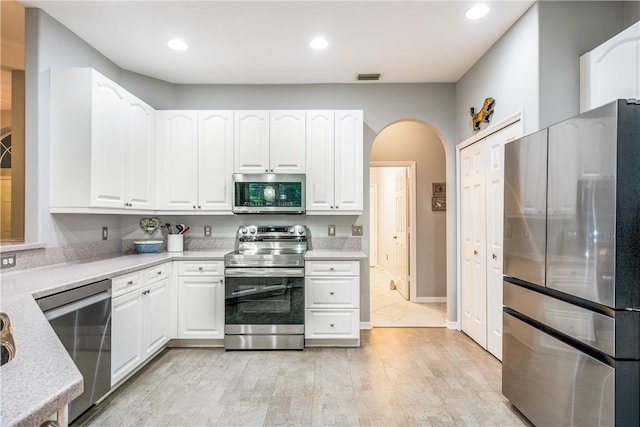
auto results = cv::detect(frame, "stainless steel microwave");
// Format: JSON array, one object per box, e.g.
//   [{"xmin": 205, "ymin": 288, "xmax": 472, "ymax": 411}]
[{"xmin": 232, "ymin": 174, "xmax": 305, "ymax": 214}]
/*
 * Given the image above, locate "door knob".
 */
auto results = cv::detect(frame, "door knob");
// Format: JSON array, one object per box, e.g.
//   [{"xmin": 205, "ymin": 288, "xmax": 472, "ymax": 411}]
[
  {"xmin": 393, "ymin": 236, "xmax": 397, "ymax": 239},
  {"xmin": 474, "ymin": 250, "xmax": 478, "ymax": 255},
  {"xmin": 492, "ymin": 253, "xmax": 497, "ymax": 260}
]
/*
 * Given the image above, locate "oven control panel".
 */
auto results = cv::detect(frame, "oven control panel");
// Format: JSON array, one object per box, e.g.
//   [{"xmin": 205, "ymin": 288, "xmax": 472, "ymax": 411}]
[{"xmin": 238, "ymin": 225, "xmax": 306, "ymax": 239}]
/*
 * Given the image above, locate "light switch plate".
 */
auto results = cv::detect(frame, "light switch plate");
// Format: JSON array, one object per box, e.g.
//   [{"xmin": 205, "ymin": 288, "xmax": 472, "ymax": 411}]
[
  {"xmin": 352, "ymin": 225, "xmax": 363, "ymax": 236},
  {"xmin": 204, "ymin": 225, "xmax": 212, "ymax": 237},
  {"xmin": 328, "ymin": 225, "xmax": 336, "ymax": 236},
  {"xmin": 102, "ymin": 226, "xmax": 108, "ymax": 240}
]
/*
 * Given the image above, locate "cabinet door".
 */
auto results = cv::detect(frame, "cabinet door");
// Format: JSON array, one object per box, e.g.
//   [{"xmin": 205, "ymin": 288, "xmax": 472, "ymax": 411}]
[
  {"xmin": 234, "ymin": 110, "xmax": 270, "ymax": 173},
  {"xmin": 460, "ymin": 140, "xmax": 487, "ymax": 349},
  {"xmin": 198, "ymin": 111, "xmax": 234, "ymax": 211},
  {"xmin": 270, "ymin": 110, "xmax": 305, "ymax": 173},
  {"xmin": 334, "ymin": 110, "xmax": 363, "ymax": 213},
  {"xmin": 126, "ymin": 95, "xmax": 155, "ymax": 209},
  {"xmin": 111, "ymin": 291, "xmax": 142, "ymax": 386},
  {"xmin": 161, "ymin": 111, "xmax": 199, "ymax": 210},
  {"xmin": 177, "ymin": 276, "xmax": 225, "ymax": 339},
  {"xmin": 305, "ymin": 110, "xmax": 335, "ymax": 212},
  {"xmin": 91, "ymin": 72, "xmax": 128, "ymax": 208},
  {"xmin": 142, "ymin": 278, "xmax": 170, "ymax": 359}
]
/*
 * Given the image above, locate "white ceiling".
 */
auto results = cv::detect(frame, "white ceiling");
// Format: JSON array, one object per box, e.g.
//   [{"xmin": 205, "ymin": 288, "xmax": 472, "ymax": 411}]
[{"xmin": 17, "ymin": 0, "xmax": 535, "ymax": 85}]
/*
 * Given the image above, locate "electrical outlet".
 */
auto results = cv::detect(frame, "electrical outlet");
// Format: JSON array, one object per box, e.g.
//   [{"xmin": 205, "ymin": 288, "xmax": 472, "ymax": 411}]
[
  {"xmin": 102, "ymin": 226, "xmax": 108, "ymax": 240},
  {"xmin": 204, "ymin": 225, "xmax": 212, "ymax": 237},
  {"xmin": 1, "ymin": 254, "xmax": 16, "ymax": 269},
  {"xmin": 328, "ymin": 225, "xmax": 336, "ymax": 236},
  {"xmin": 351, "ymin": 225, "xmax": 363, "ymax": 236}
]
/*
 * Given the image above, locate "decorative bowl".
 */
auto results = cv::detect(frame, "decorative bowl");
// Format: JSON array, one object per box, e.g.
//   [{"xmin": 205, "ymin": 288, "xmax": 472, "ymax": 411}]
[{"xmin": 133, "ymin": 240, "xmax": 163, "ymax": 254}]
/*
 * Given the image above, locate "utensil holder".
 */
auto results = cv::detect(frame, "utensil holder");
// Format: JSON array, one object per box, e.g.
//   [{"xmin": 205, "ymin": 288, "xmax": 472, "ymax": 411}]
[{"xmin": 167, "ymin": 234, "xmax": 184, "ymax": 252}]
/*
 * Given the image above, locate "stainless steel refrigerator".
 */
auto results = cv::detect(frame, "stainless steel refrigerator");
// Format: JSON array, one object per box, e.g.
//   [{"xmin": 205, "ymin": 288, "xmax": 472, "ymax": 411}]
[{"xmin": 502, "ymin": 99, "xmax": 640, "ymax": 426}]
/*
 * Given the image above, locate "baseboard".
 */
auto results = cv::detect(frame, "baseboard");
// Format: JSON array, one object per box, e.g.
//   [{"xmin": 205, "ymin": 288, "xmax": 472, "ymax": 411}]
[
  {"xmin": 446, "ymin": 319, "xmax": 459, "ymax": 330},
  {"xmin": 412, "ymin": 296, "xmax": 446, "ymax": 303},
  {"xmin": 360, "ymin": 321, "xmax": 373, "ymax": 330}
]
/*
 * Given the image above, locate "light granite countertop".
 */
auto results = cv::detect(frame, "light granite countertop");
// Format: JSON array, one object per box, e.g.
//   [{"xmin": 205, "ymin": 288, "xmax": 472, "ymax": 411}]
[{"xmin": 0, "ymin": 248, "xmax": 365, "ymax": 427}]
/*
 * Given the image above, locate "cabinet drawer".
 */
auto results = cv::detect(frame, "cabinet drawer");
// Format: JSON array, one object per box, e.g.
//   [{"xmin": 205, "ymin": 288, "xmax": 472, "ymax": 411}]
[
  {"xmin": 177, "ymin": 261, "xmax": 224, "ymax": 276},
  {"xmin": 112, "ymin": 271, "xmax": 143, "ymax": 297},
  {"xmin": 145, "ymin": 262, "xmax": 171, "ymax": 284},
  {"xmin": 305, "ymin": 277, "xmax": 359, "ymax": 308},
  {"xmin": 305, "ymin": 261, "xmax": 359, "ymax": 276},
  {"xmin": 305, "ymin": 309, "xmax": 360, "ymax": 339}
]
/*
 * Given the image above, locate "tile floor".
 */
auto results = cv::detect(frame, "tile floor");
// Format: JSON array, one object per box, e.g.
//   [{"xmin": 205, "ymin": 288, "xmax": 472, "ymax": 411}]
[
  {"xmin": 76, "ymin": 328, "xmax": 528, "ymax": 427},
  {"xmin": 369, "ymin": 267, "xmax": 446, "ymax": 327}
]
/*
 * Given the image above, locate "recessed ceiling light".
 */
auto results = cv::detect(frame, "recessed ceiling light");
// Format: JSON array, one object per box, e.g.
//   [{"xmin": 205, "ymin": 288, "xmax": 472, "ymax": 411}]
[
  {"xmin": 309, "ymin": 37, "xmax": 328, "ymax": 50},
  {"xmin": 465, "ymin": 4, "xmax": 490, "ymax": 20},
  {"xmin": 167, "ymin": 39, "xmax": 188, "ymax": 51}
]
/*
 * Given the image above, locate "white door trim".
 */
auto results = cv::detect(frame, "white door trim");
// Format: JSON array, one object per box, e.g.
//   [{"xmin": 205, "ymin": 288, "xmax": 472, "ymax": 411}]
[
  {"xmin": 454, "ymin": 110, "xmax": 524, "ymax": 330},
  {"xmin": 369, "ymin": 184, "xmax": 378, "ymax": 267},
  {"xmin": 370, "ymin": 161, "xmax": 417, "ymax": 301}
]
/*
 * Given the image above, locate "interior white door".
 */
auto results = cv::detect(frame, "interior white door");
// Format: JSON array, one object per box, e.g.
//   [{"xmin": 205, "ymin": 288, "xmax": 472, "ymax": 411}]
[
  {"xmin": 484, "ymin": 123, "xmax": 521, "ymax": 360},
  {"xmin": 394, "ymin": 168, "xmax": 409, "ymax": 300},
  {"xmin": 460, "ymin": 140, "xmax": 487, "ymax": 348}
]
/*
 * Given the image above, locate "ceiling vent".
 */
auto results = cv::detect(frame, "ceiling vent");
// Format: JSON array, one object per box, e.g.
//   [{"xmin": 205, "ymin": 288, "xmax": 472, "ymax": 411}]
[{"xmin": 357, "ymin": 73, "xmax": 381, "ymax": 81}]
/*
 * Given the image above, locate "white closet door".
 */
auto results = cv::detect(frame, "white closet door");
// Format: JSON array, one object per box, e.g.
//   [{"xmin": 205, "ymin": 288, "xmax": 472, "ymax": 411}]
[
  {"xmin": 485, "ymin": 122, "xmax": 522, "ymax": 361},
  {"xmin": 460, "ymin": 140, "xmax": 487, "ymax": 348}
]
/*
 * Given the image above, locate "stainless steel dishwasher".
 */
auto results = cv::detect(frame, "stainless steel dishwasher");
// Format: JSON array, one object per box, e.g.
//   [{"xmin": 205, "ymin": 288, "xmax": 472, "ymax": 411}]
[{"xmin": 37, "ymin": 279, "xmax": 112, "ymax": 422}]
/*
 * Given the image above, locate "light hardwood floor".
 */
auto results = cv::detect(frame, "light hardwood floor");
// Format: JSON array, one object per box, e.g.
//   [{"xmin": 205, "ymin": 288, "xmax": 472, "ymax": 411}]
[{"xmin": 77, "ymin": 329, "xmax": 529, "ymax": 427}]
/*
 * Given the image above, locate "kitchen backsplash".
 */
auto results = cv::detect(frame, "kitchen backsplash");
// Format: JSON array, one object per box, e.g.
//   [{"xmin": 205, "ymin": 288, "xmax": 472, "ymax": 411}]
[{"xmin": 3, "ymin": 235, "xmax": 362, "ymax": 271}]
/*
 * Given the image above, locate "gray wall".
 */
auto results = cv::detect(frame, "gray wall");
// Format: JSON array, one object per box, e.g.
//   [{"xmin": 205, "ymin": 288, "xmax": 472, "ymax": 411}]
[
  {"xmin": 538, "ymin": 1, "xmax": 626, "ymax": 128},
  {"xmin": 370, "ymin": 121, "xmax": 447, "ymax": 299},
  {"xmin": 456, "ymin": 3, "xmax": 540, "ymax": 140}
]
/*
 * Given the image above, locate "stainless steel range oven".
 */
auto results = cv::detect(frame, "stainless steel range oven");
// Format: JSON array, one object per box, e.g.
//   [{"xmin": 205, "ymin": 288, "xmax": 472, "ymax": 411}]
[{"xmin": 224, "ymin": 225, "xmax": 307, "ymax": 350}]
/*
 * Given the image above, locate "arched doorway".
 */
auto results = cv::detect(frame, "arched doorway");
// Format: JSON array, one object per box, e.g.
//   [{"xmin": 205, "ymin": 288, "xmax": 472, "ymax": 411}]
[{"xmin": 369, "ymin": 120, "xmax": 447, "ymax": 327}]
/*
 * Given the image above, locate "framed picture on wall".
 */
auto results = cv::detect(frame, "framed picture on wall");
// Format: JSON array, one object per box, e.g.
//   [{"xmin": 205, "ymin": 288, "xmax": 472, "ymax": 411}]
[
  {"xmin": 432, "ymin": 182, "xmax": 446, "ymax": 195},
  {"xmin": 432, "ymin": 196, "xmax": 446, "ymax": 211}
]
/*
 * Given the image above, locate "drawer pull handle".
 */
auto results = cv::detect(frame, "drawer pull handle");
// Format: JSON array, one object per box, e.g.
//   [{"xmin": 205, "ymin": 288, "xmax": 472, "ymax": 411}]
[
  {"xmin": 157, "ymin": 271, "xmax": 162, "ymax": 275},
  {"xmin": 198, "ymin": 267, "xmax": 204, "ymax": 271},
  {"xmin": 329, "ymin": 291, "xmax": 335, "ymax": 295},
  {"xmin": 330, "ymin": 322, "xmax": 335, "ymax": 327},
  {"xmin": 329, "ymin": 267, "xmax": 334, "ymax": 271},
  {"xmin": 127, "ymin": 280, "xmax": 133, "ymax": 286}
]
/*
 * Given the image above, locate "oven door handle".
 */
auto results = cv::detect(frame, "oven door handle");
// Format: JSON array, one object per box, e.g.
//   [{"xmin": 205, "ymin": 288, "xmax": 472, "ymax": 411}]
[
  {"xmin": 262, "ymin": 284, "xmax": 287, "ymax": 292},
  {"xmin": 231, "ymin": 288, "xmax": 258, "ymax": 296},
  {"xmin": 225, "ymin": 267, "xmax": 304, "ymax": 277}
]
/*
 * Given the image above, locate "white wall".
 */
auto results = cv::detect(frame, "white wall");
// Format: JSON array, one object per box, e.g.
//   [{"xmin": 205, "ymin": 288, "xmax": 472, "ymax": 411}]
[{"xmin": 369, "ymin": 167, "xmax": 402, "ymax": 274}]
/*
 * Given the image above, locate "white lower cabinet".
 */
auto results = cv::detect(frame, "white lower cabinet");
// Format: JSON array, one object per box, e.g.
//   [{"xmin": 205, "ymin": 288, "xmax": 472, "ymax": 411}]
[
  {"xmin": 111, "ymin": 263, "xmax": 171, "ymax": 386},
  {"xmin": 177, "ymin": 261, "xmax": 225, "ymax": 340},
  {"xmin": 305, "ymin": 260, "xmax": 360, "ymax": 345}
]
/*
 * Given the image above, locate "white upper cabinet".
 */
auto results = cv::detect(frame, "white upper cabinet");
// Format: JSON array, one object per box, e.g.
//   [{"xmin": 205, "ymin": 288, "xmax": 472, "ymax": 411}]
[
  {"xmin": 234, "ymin": 110, "xmax": 306, "ymax": 173},
  {"xmin": 270, "ymin": 110, "xmax": 306, "ymax": 173},
  {"xmin": 306, "ymin": 110, "xmax": 335, "ymax": 211},
  {"xmin": 306, "ymin": 110, "xmax": 363, "ymax": 214},
  {"xmin": 234, "ymin": 110, "xmax": 270, "ymax": 173},
  {"xmin": 580, "ymin": 22, "xmax": 640, "ymax": 112},
  {"xmin": 50, "ymin": 68, "xmax": 156, "ymax": 212},
  {"xmin": 126, "ymin": 94, "xmax": 155, "ymax": 209},
  {"xmin": 160, "ymin": 110, "xmax": 234, "ymax": 212},
  {"xmin": 198, "ymin": 111, "xmax": 234, "ymax": 210},
  {"xmin": 160, "ymin": 111, "xmax": 199, "ymax": 210}
]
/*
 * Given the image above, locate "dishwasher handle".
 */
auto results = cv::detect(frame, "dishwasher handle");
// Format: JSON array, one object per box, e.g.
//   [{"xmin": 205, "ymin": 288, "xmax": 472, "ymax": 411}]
[{"xmin": 43, "ymin": 291, "xmax": 111, "ymax": 321}]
